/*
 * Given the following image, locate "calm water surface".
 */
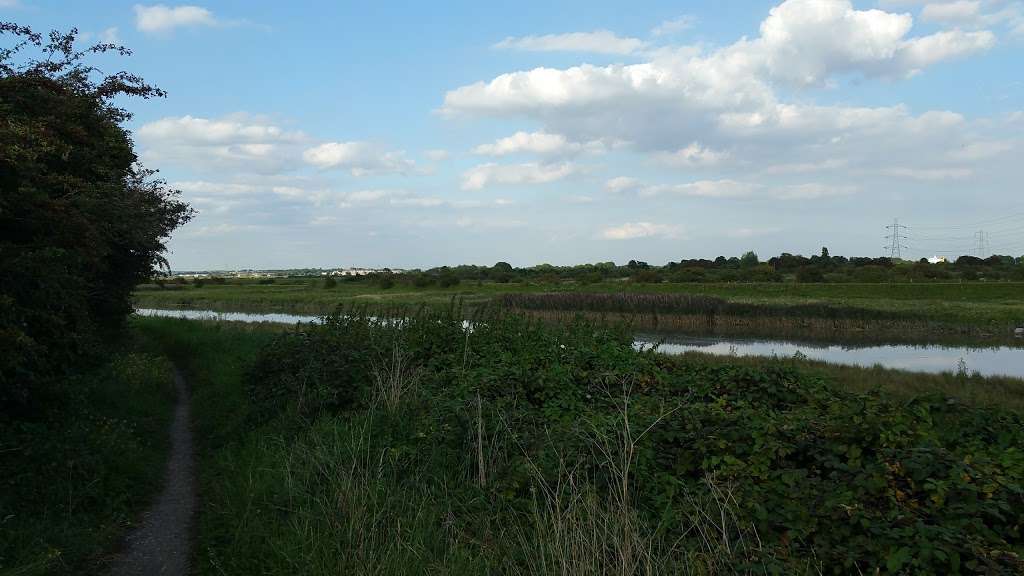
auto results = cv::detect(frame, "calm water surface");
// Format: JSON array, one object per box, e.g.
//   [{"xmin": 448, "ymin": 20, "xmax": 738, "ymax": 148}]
[{"xmin": 136, "ymin": 308, "xmax": 1024, "ymax": 379}]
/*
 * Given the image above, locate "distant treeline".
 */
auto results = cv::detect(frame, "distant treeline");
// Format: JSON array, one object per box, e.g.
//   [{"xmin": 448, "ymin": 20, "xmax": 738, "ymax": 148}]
[{"xmin": 343, "ymin": 250, "xmax": 1024, "ymax": 287}]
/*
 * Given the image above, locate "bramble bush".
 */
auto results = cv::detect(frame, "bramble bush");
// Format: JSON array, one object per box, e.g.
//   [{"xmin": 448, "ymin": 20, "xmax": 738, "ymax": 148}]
[
  {"xmin": 0, "ymin": 24, "xmax": 191, "ymax": 416},
  {"xmin": 246, "ymin": 308, "xmax": 1024, "ymax": 574}
]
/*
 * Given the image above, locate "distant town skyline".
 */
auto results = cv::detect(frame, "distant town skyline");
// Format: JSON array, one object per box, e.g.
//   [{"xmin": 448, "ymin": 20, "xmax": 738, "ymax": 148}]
[{"xmin": 7, "ymin": 0, "xmax": 1023, "ymax": 268}]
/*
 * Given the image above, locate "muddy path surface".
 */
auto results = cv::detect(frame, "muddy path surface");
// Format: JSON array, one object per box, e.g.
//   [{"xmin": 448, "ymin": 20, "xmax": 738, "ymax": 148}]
[{"xmin": 109, "ymin": 367, "xmax": 195, "ymax": 576}]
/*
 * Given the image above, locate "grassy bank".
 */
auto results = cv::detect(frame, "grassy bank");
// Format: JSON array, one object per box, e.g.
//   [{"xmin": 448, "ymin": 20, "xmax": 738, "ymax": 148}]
[
  {"xmin": 134, "ymin": 279, "xmax": 1024, "ymax": 338},
  {"xmin": 138, "ymin": 313, "xmax": 1024, "ymax": 575},
  {"xmin": 0, "ymin": 333, "xmax": 176, "ymax": 576}
]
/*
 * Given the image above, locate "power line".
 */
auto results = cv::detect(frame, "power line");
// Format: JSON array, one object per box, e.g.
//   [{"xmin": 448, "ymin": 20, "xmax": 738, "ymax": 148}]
[
  {"xmin": 974, "ymin": 231, "xmax": 989, "ymax": 258},
  {"xmin": 885, "ymin": 218, "xmax": 908, "ymax": 259},
  {"xmin": 908, "ymin": 211, "xmax": 1024, "ymax": 231}
]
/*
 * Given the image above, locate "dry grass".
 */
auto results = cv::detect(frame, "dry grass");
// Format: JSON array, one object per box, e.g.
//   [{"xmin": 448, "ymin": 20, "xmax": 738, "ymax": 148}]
[{"xmin": 370, "ymin": 340, "xmax": 420, "ymax": 413}]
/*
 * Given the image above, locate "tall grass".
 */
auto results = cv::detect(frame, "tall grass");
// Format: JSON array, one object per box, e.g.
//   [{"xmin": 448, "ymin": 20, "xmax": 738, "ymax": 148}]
[
  {"xmin": 500, "ymin": 292, "xmax": 929, "ymax": 321},
  {"xmin": 500, "ymin": 293, "xmax": 1020, "ymax": 343},
  {"xmin": 0, "ymin": 337, "xmax": 176, "ymax": 576},
  {"xmin": 136, "ymin": 312, "xmax": 1024, "ymax": 575}
]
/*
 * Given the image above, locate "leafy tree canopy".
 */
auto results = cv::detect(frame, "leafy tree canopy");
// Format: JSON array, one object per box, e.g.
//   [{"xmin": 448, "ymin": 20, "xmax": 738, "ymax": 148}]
[{"xmin": 1, "ymin": 23, "xmax": 193, "ymax": 415}]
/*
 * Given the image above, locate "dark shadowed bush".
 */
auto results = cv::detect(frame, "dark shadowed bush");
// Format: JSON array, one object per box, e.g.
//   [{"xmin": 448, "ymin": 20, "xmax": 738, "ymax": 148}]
[{"xmin": 0, "ymin": 24, "xmax": 192, "ymax": 416}]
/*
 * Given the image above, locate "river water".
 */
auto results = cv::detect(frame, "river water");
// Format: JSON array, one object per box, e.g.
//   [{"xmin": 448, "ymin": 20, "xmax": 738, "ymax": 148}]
[{"xmin": 135, "ymin": 308, "xmax": 1024, "ymax": 379}]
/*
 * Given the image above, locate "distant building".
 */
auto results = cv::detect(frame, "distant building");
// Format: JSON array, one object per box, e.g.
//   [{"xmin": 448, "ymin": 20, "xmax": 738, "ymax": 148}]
[{"xmin": 927, "ymin": 256, "xmax": 948, "ymax": 264}]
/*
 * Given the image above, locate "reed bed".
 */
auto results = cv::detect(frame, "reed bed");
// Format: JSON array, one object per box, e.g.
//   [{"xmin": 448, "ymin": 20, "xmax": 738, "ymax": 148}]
[{"xmin": 499, "ymin": 293, "xmax": 1020, "ymax": 342}]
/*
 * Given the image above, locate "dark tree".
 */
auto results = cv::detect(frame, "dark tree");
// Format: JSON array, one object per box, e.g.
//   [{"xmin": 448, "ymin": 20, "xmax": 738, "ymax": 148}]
[
  {"xmin": 740, "ymin": 251, "xmax": 759, "ymax": 268},
  {"xmin": 1, "ymin": 24, "xmax": 193, "ymax": 414}
]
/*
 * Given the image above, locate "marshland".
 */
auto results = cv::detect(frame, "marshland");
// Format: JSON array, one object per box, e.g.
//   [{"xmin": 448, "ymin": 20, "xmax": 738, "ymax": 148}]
[{"xmin": 5, "ymin": 6, "xmax": 1024, "ymax": 576}]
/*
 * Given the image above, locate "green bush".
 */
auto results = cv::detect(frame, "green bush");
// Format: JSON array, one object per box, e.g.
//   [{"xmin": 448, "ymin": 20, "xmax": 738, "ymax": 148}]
[
  {"xmin": 0, "ymin": 349, "xmax": 175, "ymax": 574},
  {"xmin": 438, "ymin": 272, "xmax": 460, "ymax": 288},
  {"xmin": 238, "ymin": 310, "xmax": 1024, "ymax": 574},
  {"xmin": 0, "ymin": 25, "xmax": 191, "ymax": 416}
]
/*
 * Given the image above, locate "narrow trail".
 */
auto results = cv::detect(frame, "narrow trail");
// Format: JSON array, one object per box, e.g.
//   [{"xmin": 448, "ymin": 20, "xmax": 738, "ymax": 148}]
[{"xmin": 109, "ymin": 367, "xmax": 196, "ymax": 576}]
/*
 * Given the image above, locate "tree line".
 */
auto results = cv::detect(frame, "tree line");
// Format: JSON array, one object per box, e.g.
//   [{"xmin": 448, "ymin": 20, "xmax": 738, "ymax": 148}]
[{"xmin": 301, "ymin": 249, "xmax": 1024, "ymax": 289}]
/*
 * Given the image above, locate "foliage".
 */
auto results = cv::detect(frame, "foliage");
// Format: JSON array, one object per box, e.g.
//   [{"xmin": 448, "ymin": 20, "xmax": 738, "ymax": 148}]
[
  {"xmin": 132, "ymin": 276, "xmax": 1024, "ymax": 340},
  {"xmin": 0, "ymin": 344, "xmax": 175, "ymax": 575},
  {"xmin": 160, "ymin": 311, "xmax": 1024, "ymax": 575},
  {"xmin": 499, "ymin": 291, "xmax": 923, "ymax": 323},
  {"xmin": 438, "ymin": 268, "xmax": 461, "ymax": 288},
  {"xmin": 0, "ymin": 23, "xmax": 192, "ymax": 416}
]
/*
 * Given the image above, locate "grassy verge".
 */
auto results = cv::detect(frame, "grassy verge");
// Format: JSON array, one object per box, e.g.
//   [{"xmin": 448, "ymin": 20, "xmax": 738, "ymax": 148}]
[
  {"xmin": 0, "ymin": 331, "xmax": 176, "ymax": 576},
  {"xmin": 138, "ymin": 313, "xmax": 1024, "ymax": 575}
]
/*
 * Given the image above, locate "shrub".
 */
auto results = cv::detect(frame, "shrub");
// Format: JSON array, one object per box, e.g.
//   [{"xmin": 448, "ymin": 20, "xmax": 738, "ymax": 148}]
[
  {"xmin": 0, "ymin": 25, "xmax": 192, "ymax": 416},
  {"xmin": 796, "ymin": 267, "xmax": 826, "ymax": 283},
  {"xmin": 630, "ymin": 269, "xmax": 662, "ymax": 283},
  {"xmin": 438, "ymin": 272, "xmax": 460, "ymax": 288},
  {"xmin": 241, "ymin": 311, "xmax": 1024, "ymax": 574}
]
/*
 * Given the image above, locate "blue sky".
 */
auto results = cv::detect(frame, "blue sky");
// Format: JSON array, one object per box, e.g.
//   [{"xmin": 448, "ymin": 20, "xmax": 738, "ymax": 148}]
[{"xmin": 4, "ymin": 0, "xmax": 1023, "ymax": 269}]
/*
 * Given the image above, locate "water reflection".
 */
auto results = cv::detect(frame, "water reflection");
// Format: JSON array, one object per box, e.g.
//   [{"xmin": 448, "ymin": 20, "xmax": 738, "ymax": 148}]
[
  {"xmin": 136, "ymin": 308, "xmax": 319, "ymax": 324},
  {"xmin": 636, "ymin": 334, "xmax": 1024, "ymax": 379},
  {"xmin": 136, "ymin": 308, "xmax": 1024, "ymax": 379}
]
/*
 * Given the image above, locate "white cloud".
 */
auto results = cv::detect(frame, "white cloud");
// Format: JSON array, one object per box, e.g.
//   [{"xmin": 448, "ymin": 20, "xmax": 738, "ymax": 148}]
[
  {"xmin": 172, "ymin": 181, "xmax": 258, "ymax": 195},
  {"xmin": 0, "ymin": 0, "xmax": 20, "ymax": 7},
  {"xmin": 897, "ymin": 29, "xmax": 994, "ymax": 73},
  {"xmin": 948, "ymin": 140, "xmax": 1014, "ymax": 160},
  {"xmin": 424, "ymin": 149, "xmax": 450, "ymax": 161},
  {"xmin": 134, "ymin": 4, "xmax": 217, "ymax": 33},
  {"xmin": 916, "ymin": 1, "xmax": 1023, "ymax": 32},
  {"xmin": 140, "ymin": 114, "xmax": 301, "ymax": 145},
  {"xmin": 181, "ymin": 223, "xmax": 258, "ymax": 238},
  {"xmin": 461, "ymin": 162, "xmax": 579, "ymax": 190},
  {"xmin": 761, "ymin": 159, "xmax": 847, "ymax": 175},
  {"xmin": 601, "ymin": 222, "xmax": 682, "ymax": 240},
  {"xmin": 651, "ymin": 16, "xmax": 697, "ymax": 37},
  {"xmin": 882, "ymin": 167, "xmax": 973, "ymax": 179},
  {"xmin": 99, "ymin": 27, "xmax": 120, "ymax": 43},
  {"xmin": 391, "ymin": 197, "xmax": 446, "ymax": 207},
  {"xmin": 187, "ymin": 196, "xmax": 243, "ymax": 215},
  {"xmin": 921, "ymin": 1, "xmax": 981, "ymax": 22},
  {"xmin": 453, "ymin": 217, "xmax": 527, "ymax": 231},
  {"xmin": 655, "ymin": 143, "xmax": 729, "ymax": 167},
  {"xmin": 309, "ymin": 216, "xmax": 338, "ymax": 226},
  {"xmin": 565, "ymin": 195, "xmax": 595, "ymax": 204},
  {"xmin": 755, "ymin": 0, "xmax": 994, "ymax": 83},
  {"xmin": 642, "ymin": 180, "xmax": 759, "ymax": 198},
  {"xmin": 440, "ymin": 0, "xmax": 996, "ymax": 184},
  {"xmin": 473, "ymin": 131, "xmax": 601, "ymax": 157},
  {"xmin": 443, "ymin": 0, "xmax": 996, "ymax": 126},
  {"xmin": 303, "ymin": 142, "xmax": 416, "ymax": 176},
  {"xmin": 727, "ymin": 227, "xmax": 783, "ymax": 239},
  {"xmin": 138, "ymin": 114, "xmax": 305, "ymax": 173},
  {"xmin": 774, "ymin": 183, "xmax": 857, "ymax": 199},
  {"xmin": 494, "ymin": 30, "xmax": 647, "ymax": 55},
  {"xmin": 613, "ymin": 178, "xmax": 855, "ymax": 200},
  {"xmin": 605, "ymin": 176, "xmax": 641, "ymax": 194}
]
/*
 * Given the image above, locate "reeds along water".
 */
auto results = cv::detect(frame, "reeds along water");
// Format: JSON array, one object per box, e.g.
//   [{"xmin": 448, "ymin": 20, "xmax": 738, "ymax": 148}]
[{"xmin": 498, "ymin": 293, "xmax": 1021, "ymax": 346}]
